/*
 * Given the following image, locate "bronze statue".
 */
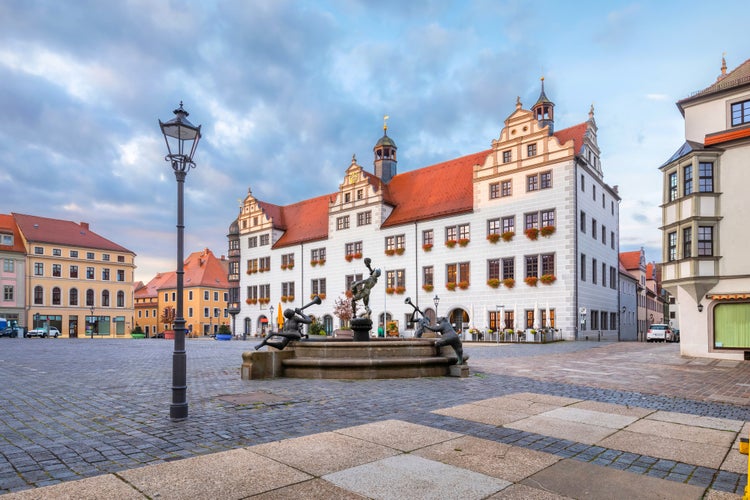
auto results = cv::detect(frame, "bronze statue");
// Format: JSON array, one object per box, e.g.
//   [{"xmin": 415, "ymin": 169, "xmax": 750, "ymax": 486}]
[
  {"xmin": 255, "ymin": 296, "xmax": 321, "ymax": 350},
  {"xmin": 422, "ymin": 317, "xmax": 466, "ymax": 365},
  {"xmin": 350, "ymin": 257, "xmax": 380, "ymax": 318}
]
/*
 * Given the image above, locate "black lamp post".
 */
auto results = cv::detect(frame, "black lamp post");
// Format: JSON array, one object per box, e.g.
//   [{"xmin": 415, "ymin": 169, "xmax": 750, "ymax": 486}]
[
  {"xmin": 270, "ymin": 305, "xmax": 275, "ymax": 332},
  {"xmin": 160, "ymin": 102, "xmax": 202, "ymax": 422},
  {"xmin": 433, "ymin": 295, "xmax": 440, "ymax": 318},
  {"xmin": 90, "ymin": 305, "xmax": 95, "ymax": 339}
]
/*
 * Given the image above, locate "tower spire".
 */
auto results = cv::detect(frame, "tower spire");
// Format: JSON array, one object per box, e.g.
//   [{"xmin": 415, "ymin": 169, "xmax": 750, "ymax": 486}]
[{"xmin": 533, "ymin": 76, "xmax": 555, "ymax": 135}]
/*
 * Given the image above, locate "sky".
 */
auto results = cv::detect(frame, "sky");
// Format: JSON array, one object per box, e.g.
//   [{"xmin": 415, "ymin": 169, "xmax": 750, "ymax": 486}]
[{"xmin": 1, "ymin": 0, "xmax": 748, "ymax": 284}]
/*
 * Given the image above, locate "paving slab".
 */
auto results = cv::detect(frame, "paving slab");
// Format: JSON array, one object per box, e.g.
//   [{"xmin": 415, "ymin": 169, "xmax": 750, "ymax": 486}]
[
  {"xmin": 248, "ymin": 431, "xmax": 398, "ymax": 476},
  {"xmin": 623, "ymin": 419, "xmax": 737, "ymax": 447},
  {"xmin": 0, "ymin": 474, "xmax": 145, "ymax": 500},
  {"xmin": 118, "ymin": 448, "xmax": 311, "ymax": 500},
  {"xmin": 645, "ymin": 410, "xmax": 745, "ymax": 432},
  {"xmin": 471, "ymin": 396, "xmax": 560, "ymax": 415},
  {"xmin": 505, "ymin": 415, "xmax": 619, "ymax": 445},
  {"xmin": 432, "ymin": 403, "xmax": 529, "ymax": 426},
  {"xmin": 720, "ymin": 421, "xmax": 750, "ymax": 474},
  {"xmin": 539, "ymin": 407, "xmax": 638, "ymax": 429},
  {"xmin": 568, "ymin": 400, "xmax": 655, "ymax": 418},
  {"xmin": 487, "ymin": 483, "xmax": 576, "ymax": 499},
  {"xmin": 505, "ymin": 392, "xmax": 581, "ymax": 407},
  {"xmin": 520, "ymin": 458, "xmax": 706, "ymax": 499},
  {"xmin": 323, "ymin": 454, "xmax": 510, "ymax": 500},
  {"xmin": 597, "ymin": 430, "xmax": 730, "ymax": 469},
  {"xmin": 335, "ymin": 420, "xmax": 461, "ymax": 452},
  {"xmin": 249, "ymin": 478, "xmax": 368, "ymax": 499},
  {"xmin": 413, "ymin": 435, "xmax": 562, "ymax": 483}
]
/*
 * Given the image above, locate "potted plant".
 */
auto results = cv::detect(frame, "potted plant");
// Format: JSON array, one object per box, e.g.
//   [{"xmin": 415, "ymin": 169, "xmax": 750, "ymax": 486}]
[
  {"xmin": 446, "ymin": 239, "xmax": 457, "ymax": 248},
  {"xmin": 395, "ymin": 247, "xmax": 405, "ymax": 255},
  {"xmin": 130, "ymin": 325, "xmax": 145, "ymax": 339},
  {"xmin": 386, "ymin": 287, "xmax": 396, "ymax": 295},
  {"xmin": 487, "ymin": 278, "xmax": 500, "ymax": 288},
  {"xmin": 525, "ymin": 227, "xmax": 539, "ymax": 240},
  {"xmin": 422, "ymin": 243, "xmax": 433, "ymax": 252},
  {"xmin": 395, "ymin": 286, "xmax": 406, "ymax": 294},
  {"xmin": 540, "ymin": 225, "xmax": 556, "ymax": 237},
  {"xmin": 487, "ymin": 233, "xmax": 500, "ymax": 243},
  {"xmin": 524, "ymin": 276, "xmax": 539, "ymax": 287},
  {"xmin": 345, "ymin": 254, "xmax": 354, "ymax": 262},
  {"xmin": 310, "ymin": 260, "xmax": 318, "ymax": 266},
  {"xmin": 385, "ymin": 249, "xmax": 396, "ymax": 256},
  {"xmin": 446, "ymin": 282, "xmax": 457, "ymax": 291},
  {"xmin": 354, "ymin": 252, "xmax": 363, "ymax": 259},
  {"xmin": 458, "ymin": 280, "xmax": 469, "ymax": 290},
  {"xmin": 160, "ymin": 306, "xmax": 176, "ymax": 339},
  {"xmin": 540, "ymin": 274, "xmax": 557, "ymax": 285},
  {"xmin": 458, "ymin": 238, "xmax": 470, "ymax": 247},
  {"xmin": 318, "ymin": 259, "xmax": 326, "ymax": 266},
  {"xmin": 422, "ymin": 284, "xmax": 434, "ymax": 292},
  {"xmin": 215, "ymin": 324, "xmax": 232, "ymax": 341},
  {"xmin": 503, "ymin": 278, "xmax": 515, "ymax": 288},
  {"xmin": 333, "ymin": 294, "xmax": 353, "ymax": 338},
  {"xmin": 501, "ymin": 231, "xmax": 515, "ymax": 242}
]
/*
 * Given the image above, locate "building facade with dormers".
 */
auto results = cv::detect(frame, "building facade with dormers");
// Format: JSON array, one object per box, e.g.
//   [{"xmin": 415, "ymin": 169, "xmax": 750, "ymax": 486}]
[
  {"xmin": 234, "ymin": 83, "xmax": 621, "ymax": 340},
  {"xmin": 659, "ymin": 56, "xmax": 750, "ymax": 359}
]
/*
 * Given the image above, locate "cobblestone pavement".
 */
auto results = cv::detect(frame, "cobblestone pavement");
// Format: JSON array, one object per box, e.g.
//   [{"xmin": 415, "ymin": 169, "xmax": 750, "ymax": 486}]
[{"xmin": 0, "ymin": 338, "xmax": 748, "ymax": 495}]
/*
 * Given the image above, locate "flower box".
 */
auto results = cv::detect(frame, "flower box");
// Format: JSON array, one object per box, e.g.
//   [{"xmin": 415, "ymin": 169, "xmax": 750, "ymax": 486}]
[
  {"xmin": 540, "ymin": 274, "xmax": 557, "ymax": 285},
  {"xmin": 445, "ymin": 239, "xmax": 457, "ymax": 248},
  {"xmin": 458, "ymin": 238, "xmax": 470, "ymax": 247},
  {"xmin": 458, "ymin": 280, "xmax": 470, "ymax": 290},
  {"xmin": 525, "ymin": 228, "xmax": 539, "ymax": 240},
  {"xmin": 502, "ymin": 278, "xmax": 515, "ymax": 289},
  {"xmin": 395, "ymin": 286, "xmax": 406, "ymax": 294},
  {"xmin": 345, "ymin": 254, "xmax": 354, "ymax": 262},
  {"xmin": 286, "ymin": 263, "xmax": 294, "ymax": 270},
  {"xmin": 353, "ymin": 252, "xmax": 362, "ymax": 259},
  {"xmin": 246, "ymin": 298, "xmax": 257, "ymax": 305},
  {"xmin": 310, "ymin": 260, "xmax": 318, "ymax": 266},
  {"xmin": 487, "ymin": 278, "xmax": 500, "ymax": 288},
  {"xmin": 524, "ymin": 276, "xmax": 539, "ymax": 287},
  {"xmin": 501, "ymin": 231, "xmax": 515, "ymax": 242},
  {"xmin": 540, "ymin": 225, "xmax": 556, "ymax": 237},
  {"xmin": 311, "ymin": 293, "xmax": 326, "ymax": 300},
  {"xmin": 395, "ymin": 247, "xmax": 405, "ymax": 255},
  {"xmin": 385, "ymin": 249, "xmax": 396, "ymax": 256},
  {"xmin": 280, "ymin": 264, "xmax": 288, "ymax": 270},
  {"xmin": 281, "ymin": 295, "xmax": 289, "ymax": 302},
  {"xmin": 486, "ymin": 233, "xmax": 500, "ymax": 243},
  {"xmin": 422, "ymin": 284, "xmax": 434, "ymax": 292},
  {"xmin": 446, "ymin": 282, "xmax": 457, "ymax": 291},
  {"xmin": 385, "ymin": 287, "xmax": 396, "ymax": 295},
  {"xmin": 422, "ymin": 243, "xmax": 433, "ymax": 252}
]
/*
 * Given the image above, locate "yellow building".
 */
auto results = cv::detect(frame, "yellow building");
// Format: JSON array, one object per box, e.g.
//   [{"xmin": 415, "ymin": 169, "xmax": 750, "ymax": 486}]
[
  {"xmin": 136, "ymin": 248, "xmax": 230, "ymax": 337},
  {"xmin": 12, "ymin": 213, "xmax": 136, "ymax": 337}
]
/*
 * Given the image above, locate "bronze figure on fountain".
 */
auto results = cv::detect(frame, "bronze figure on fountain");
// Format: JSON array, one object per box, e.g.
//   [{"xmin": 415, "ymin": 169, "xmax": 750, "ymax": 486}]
[{"xmin": 349, "ymin": 258, "xmax": 380, "ymax": 340}]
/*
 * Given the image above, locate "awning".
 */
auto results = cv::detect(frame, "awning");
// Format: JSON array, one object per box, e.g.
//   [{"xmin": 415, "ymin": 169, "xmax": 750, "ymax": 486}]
[
  {"xmin": 260, "ymin": 318, "xmax": 268, "ymax": 323},
  {"xmin": 706, "ymin": 293, "xmax": 750, "ymax": 300}
]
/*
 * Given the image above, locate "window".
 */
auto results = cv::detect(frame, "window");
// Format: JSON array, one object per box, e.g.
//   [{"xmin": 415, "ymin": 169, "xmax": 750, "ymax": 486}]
[
  {"xmin": 601, "ymin": 225, "xmax": 606, "ymax": 245},
  {"xmin": 446, "ymin": 262, "xmax": 470, "ymax": 286},
  {"xmin": 259, "ymin": 234, "xmax": 270, "ymax": 245},
  {"xmin": 34, "ymin": 285, "xmax": 43, "ymax": 305},
  {"xmin": 501, "ymin": 180, "xmax": 512, "ymax": 197},
  {"xmin": 385, "ymin": 269, "xmax": 406, "ymax": 290},
  {"xmin": 52, "ymin": 264, "xmax": 62, "ymax": 277},
  {"xmin": 592, "ymin": 258, "xmax": 598, "ymax": 284},
  {"xmin": 3, "ymin": 258, "xmax": 13, "ymax": 272},
  {"xmin": 489, "ymin": 183, "xmax": 500, "ymax": 199},
  {"xmin": 345, "ymin": 241, "xmax": 363, "ymax": 256},
  {"xmin": 247, "ymin": 285, "xmax": 258, "ymax": 301},
  {"xmin": 248, "ymin": 236, "xmax": 257, "ymax": 248},
  {"xmin": 501, "ymin": 216, "xmax": 515, "ymax": 234},
  {"xmin": 580, "ymin": 254, "xmax": 586, "ymax": 281},
  {"xmin": 580, "ymin": 174, "xmax": 585, "ymax": 191},
  {"xmin": 336, "ymin": 216, "xmax": 350, "ymax": 230},
  {"xmin": 682, "ymin": 227, "xmax": 692, "ymax": 258},
  {"xmin": 357, "ymin": 189, "xmax": 363, "ymax": 200},
  {"xmin": 684, "ymin": 165, "xmax": 693, "ymax": 195},
  {"xmin": 611, "ymin": 231, "xmax": 615, "ymax": 250},
  {"xmin": 525, "ymin": 255, "xmax": 538, "ymax": 278},
  {"xmin": 668, "ymin": 231, "xmax": 677, "ymax": 261},
  {"xmin": 247, "ymin": 258, "xmax": 258, "ymax": 273},
  {"xmin": 34, "ymin": 262, "xmax": 43, "ymax": 276},
  {"xmin": 311, "ymin": 278, "xmax": 326, "ymax": 296},
  {"xmin": 422, "ymin": 229, "xmax": 433, "ymax": 248},
  {"xmin": 102, "ymin": 254, "xmax": 110, "ymax": 261},
  {"xmin": 445, "ymin": 226, "xmax": 457, "ymax": 243},
  {"xmin": 592, "ymin": 219, "xmax": 597, "ymax": 240},
  {"xmin": 102, "ymin": 268, "xmax": 110, "ymax": 281},
  {"xmin": 53, "ymin": 248, "xmax": 61, "ymax": 256},
  {"xmin": 281, "ymin": 253, "xmax": 294, "ymax": 268},
  {"xmin": 282, "ymin": 282, "xmax": 295, "ymax": 298},
  {"xmin": 69, "ymin": 288, "xmax": 78, "ymax": 306},
  {"xmin": 488, "ymin": 259, "xmax": 500, "ymax": 281},
  {"xmin": 502, "ymin": 150, "xmax": 511, "ymax": 163},
  {"xmin": 102, "ymin": 290, "xmax": 110, "ymax": 307},
  {"xmin": 541, "ymin": 254, "xmax": 555, "ymax": 276},
  {"xmin": 345, "ymin": 273, "xmax": 363, "ymax": 291},
  {"xmin": 487, "ymin": 218, "xmax": 501, "ymax": 236},
  {"xmin": 593, "ymin": 185, "xmax": 597, "ymax": 201},
  {"xmin": 1, "ymin": 234, "xmax": 13, "ymax": 246},
  {"xmin": 357, "ymin": 211, "xmax": 371, "ymax": 226},
  {"xmin": 540, "ymin": 209, "xmax": 555, "ymax": 228},
  {"xmin": 669, "ymin": 172, "xmax": 678, "ymax": 201},
  {"xmin": 188, "ymin": 307, "xmax": 193, "ymax": 318},
  {"xmin": 527, "ymin": 174, "xmax": 539, "ymax": 192},
  {"xmin": 117, "ymin": 291, "xmax": 125, "ymax": 307},
  {"xmin": 259, "ymin": 256, "xmax": 270, "ymax": 271},
  {"xmin": 214, "ymin": 291, "xmax": 219, "ymax": 301},
  {"xmin": 602, "ymin": 262, "xmax": 607, "ymax": 287},
  {"xmin": 458, "ymin": 224, "xmax": 470, "ymax": 241},
  {"xmin": 602, "ymin": 193, "xmax": 606, "ymax": 209},
  {"xmin": 527, "ymin": 143, "xmax": 537, "ymax": 157},
  {"xmin": 204, "ymin": 307, "xmax": 209, "ymax": 318},
  {"xmin": 580, "ymin": 211, "xmax": 586, "ymax": 233},
  {"xmin": 698, "ymin": 162, "xmax": 713, "ymax": 192},
  {"xmin": 34, "ymin": 246, "xmax": 43, "ymax": 255},
  {"xmin": 385, "ymin": 235, "xmax": 405, "ymax": 252},
  {"xmin": 86, "ymin": 267, "xmax": 95, "ymax": 279},
  {"xmin": 591, "ymin": 310, "xmax": 599, "ymax": 330},
  {"xmin": 3, "ymin": 285, "xmax": 13, "ymax": 301},
  {"xmin": 87, "ymin": 252, "xmax": 95, "ymax": 259},
  {"xmin": 188, "ymin": 291, "xmax": 193, "ymax": 301},
  {"xmin": 86, "ymin": 289, "xmax": 94, "ymax": 307},
  {"xmin": 524, "ymin": 212, "xmax": 538, "ymax": 230},
  {"xmin": 502, "ymin": 258, "xmax": 515, "ymax": 280},
  {"xmin": 70, "ymin": 265, "xmax": 78, "ymax": 278},
  {"xmin": 540, "ymin": 171, "xmax": 552, "ymax": 189},
  {"xmin": 204, "ymin": 290, "xmax": 210, "ymax": 300},
  {"xmin": 259, "ymin": 284, "xmax": 270, "ymax": 300},
  {"xmin": 117, "ymin": 270, "xmax": 125, "ymax": 282},
  {"xmin": 698, "ymin": 226, "xmax": 713, "ymax": 256},
  {"xmin": 70, "ymin": 250, "xmax": 78, "ymax": 258},
  {"xmin": 610, "ymin": 267, "xmax": 617, "ymax": 289},
  {"xmin": 731, "ymin": 99, "xmax": 750, "ymax": 126},
  {"xmin": 423, "ymin": 266, "xmax": 433, "ymax": 287},
  {"xmin": 311, "ymin": 247, "xmax": 326, "ymax": 263},
  {"xmin": 344, "ymin": 193, "xmax": 351, "ymax": 203}
]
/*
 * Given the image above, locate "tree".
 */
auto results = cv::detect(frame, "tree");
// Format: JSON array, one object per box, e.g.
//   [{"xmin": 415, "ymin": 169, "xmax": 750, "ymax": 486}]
[
  {"xmin": 160, "ymin": 307, "xmax": 175, "ymax": 329},
  {"xmin": 333, "ymin": 293, "xmax": 353, "ymax": 329}
]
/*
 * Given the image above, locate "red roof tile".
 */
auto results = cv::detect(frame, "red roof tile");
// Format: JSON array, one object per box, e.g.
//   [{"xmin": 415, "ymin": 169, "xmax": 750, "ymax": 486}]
[
  {"xmin": 12, "ymin": 213, "xmax": 133, "ymax": 253},
  {"xmin": 554, "ymin": 123, "xmax": 587, "ymax": 154},
  {"xmin": 273, "ymin": 194, "xmax": 331, "ymax": 249},
  {"xmin": 679, "ymin": 58, "xmax": 750, "ymax": 106},
  {"xmin": 704, "ymin": 124, "xmax": 750, "ymax": 146},
  {"xmin": 0, "ymin": 214, "xmax": 26, "ymax": 253},
  {"xmin": 619, "ymin": 251, "xmax": 642, "ymax": 271}
]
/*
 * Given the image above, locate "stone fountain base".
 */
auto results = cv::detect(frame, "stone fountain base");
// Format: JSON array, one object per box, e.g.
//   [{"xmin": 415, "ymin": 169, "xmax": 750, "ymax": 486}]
[{"xmin": 241, "ymin": 337, "xmax": 467, "ymax": 380}]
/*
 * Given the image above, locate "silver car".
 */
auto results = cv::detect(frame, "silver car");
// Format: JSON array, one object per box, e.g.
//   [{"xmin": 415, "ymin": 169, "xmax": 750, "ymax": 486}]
[{"xmin": 26, "ymin": 327, "xmax": 61, "ymax": 338}]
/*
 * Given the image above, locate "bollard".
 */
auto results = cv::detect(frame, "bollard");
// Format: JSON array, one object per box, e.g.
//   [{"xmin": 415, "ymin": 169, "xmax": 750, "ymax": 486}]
[{"xmin": 741, "ymin": 433, "xmax": 749, "ymax": 499}]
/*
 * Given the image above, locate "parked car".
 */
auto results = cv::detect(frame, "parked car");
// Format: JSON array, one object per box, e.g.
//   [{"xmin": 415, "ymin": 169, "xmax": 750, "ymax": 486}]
[
  {"xmin": 646, "ymin": 324, "xmax": 673, "ymax": 342},
  {"xmin": 1, "ymin": 326, "xmax": 24, "ymax": 338},
  {"xmin": 26, "ymin": 327, "xmax": 61, "ymax": 338}
]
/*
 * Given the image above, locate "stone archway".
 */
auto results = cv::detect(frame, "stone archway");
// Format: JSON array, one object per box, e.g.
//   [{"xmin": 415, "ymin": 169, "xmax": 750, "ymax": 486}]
[{"xmin": 449, "ymin": 308, "xmax": 469, "ymax": 334}]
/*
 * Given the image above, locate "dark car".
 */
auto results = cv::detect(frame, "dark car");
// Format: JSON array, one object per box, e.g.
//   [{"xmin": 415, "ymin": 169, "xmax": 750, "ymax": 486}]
[{"xmin": 1, "ymin": 326, "xmax": 24, "ymax": 338}]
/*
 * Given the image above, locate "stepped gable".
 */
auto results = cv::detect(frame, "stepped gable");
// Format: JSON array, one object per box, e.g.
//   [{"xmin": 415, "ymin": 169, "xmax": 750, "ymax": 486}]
[{"xmin": 12, "ymin": 213, "xmax": 132, "ymax": 253}]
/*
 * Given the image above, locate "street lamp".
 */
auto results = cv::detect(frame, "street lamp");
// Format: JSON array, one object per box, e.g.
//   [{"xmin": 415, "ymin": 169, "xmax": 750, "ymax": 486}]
[
  {"xmin": 270, "ymin": 305, "xmax": 275, "ymax": 332},
  {"xmin": 433, "ymin": 295, "xmax": 440, "ymax": 318},
  {"xmin": 160, "ymin": 101, "xmax": 202, "ymax": 422},
  {"xmin": 90, "ymin": 305, "xmax": 95, "ymax": 339}
]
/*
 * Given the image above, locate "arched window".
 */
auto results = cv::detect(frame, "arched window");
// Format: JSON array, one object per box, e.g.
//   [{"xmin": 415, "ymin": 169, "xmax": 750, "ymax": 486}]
[
  {"xmin": 86, "ymin": 289, "xmax": 94, "ymax": 307},
  {"xmin": 102, "ymin": 290, "xmax": 110, "ymax": 307},
  {"xmin": 34, "ymin": 285, "xmax": 44, "ymax": 305},
  {"xmin": 117, "ymin": 291, "xmax": 125, "ymax": 307},
  {"xmin": 52, "ymin": 287, "xmax": 61, "ymax": 305},
  {"xmin": 69, "ymin": 288, "xmax": 79, "ymax": 306}
]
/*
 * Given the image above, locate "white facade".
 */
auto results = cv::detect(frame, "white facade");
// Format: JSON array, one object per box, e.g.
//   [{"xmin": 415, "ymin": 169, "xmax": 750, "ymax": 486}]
[
  {"xmin": 660, "ymin": 57, "xmax": 750, "ymax": 359},
  {"xmin": 235, "ymin": 89, "xmax": 620, "ymax": 340}
]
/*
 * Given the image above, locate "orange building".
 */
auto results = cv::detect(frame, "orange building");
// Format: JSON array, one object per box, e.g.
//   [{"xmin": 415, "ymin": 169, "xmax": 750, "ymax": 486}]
[{"xmin": 135, "ymin": 248, "xmax": 230, "ymax": 337}]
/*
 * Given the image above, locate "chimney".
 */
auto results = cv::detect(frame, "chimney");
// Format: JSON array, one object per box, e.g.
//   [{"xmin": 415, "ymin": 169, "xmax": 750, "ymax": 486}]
[{"xmin": 80, "ymin": 222, "xmax": 89, "ymax": 231}]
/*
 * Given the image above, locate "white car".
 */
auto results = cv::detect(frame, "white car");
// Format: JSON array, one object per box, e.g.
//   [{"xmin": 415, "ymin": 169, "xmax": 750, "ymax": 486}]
[
  {"xmin": 646, "ymin": 324, "xmax": 673, "ymax": 342},
  {"xmin": 26, "ymin": 327, "xmax": 61, "ymax": 338}
]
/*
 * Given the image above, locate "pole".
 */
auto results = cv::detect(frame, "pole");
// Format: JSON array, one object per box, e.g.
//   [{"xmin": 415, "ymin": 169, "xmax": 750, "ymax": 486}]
[{"xmin": 171, "ymin": 169, "xmax": 188, "ymax": 421}]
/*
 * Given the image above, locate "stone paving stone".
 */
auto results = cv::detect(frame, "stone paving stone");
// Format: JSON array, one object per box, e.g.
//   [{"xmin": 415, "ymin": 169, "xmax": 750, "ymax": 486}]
[
  {"xmin": 324, "ymin": 454, "xmax": 510, "ymax": 500},
  {"xmin": 0, "ymin": 474, "xmax": 146, "ymax": 500},
  {"xmin": 432, "ymin": 403, "xmax": 529, "ymax": 426},
  {"xmin": 334, "ymin": 420, "xmax": 462, "ymax": 452},
  {"xmin": 646, "ymin": 410, "xmax": 745, "ymax": 432},
  {"xmin": 487, "ymin": 483, "xmax": 576, "ymax": 499},
  {"xmin": 623, "ymin": 419, "xmax": 737, "ymax": 447},
  {"xmin": 539, "ymin": 407, "xmax": 639, "ymax": 429},
  {"xmin": 250, "ymin": 478, "xmax": 368, "ymax": 499},
  {"xmin": 471, "ymin": 396, "xmax": 560, "ymax": 414},
  {"xmin": 505, "ymin": 415, "xmax": 619, "ymax": 445},
  {"xmin": 567, "ymin": 400, "xmax": 656, "ymax": 418}
]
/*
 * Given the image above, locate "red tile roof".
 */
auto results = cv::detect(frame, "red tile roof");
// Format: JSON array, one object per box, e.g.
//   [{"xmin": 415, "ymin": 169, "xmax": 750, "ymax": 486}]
[
  {"xmin": 619, "ymin": 251, "xmax": 642, "ymax": 271},
  {"xmin": 154, "ymin": 248, "xmax": 230, "ymax": 290},
  {"xmin": 0, "ymin": 214, "xmax": 26, "ymax": 253},
  {"xmin": 704, "ymin": 124, "xmax": 750, "ymax": 146},
  {"xmin": 12, "ymin": 213, "xmax": 133, "ymax": 253},
  {"xmin": 273, "ymin": 194, "xmax": 332, "ymax": 249},
  {"xmin": 554, "ymin": 123, "xmax": 588, "ymax": 154}
]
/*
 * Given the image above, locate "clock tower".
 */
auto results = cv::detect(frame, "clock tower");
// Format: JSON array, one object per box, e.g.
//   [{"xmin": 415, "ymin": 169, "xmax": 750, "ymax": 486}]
[{"xmin": 373, "ymin": 116, "xmax": 397, "ymax": 184}]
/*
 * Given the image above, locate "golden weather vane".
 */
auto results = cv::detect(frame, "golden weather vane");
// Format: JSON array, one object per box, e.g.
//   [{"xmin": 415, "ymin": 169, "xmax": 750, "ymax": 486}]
[{"xmin": 383, "ymin": 115, "xmax": 389, "ymax": 132}]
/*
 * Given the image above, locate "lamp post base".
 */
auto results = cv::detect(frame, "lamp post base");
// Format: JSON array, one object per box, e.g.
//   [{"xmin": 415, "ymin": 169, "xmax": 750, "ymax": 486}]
[{"xmin": 170, "ymin": 403, "xmax": 188, "ymax": 421}]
